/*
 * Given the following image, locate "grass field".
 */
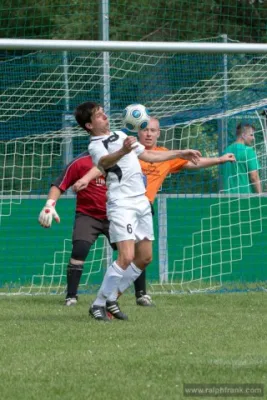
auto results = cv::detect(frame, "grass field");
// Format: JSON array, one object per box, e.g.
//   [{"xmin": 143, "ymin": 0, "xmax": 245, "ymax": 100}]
[{"xmin": 0, "ymin": 292, "xmax": 266, "ymax": 400}]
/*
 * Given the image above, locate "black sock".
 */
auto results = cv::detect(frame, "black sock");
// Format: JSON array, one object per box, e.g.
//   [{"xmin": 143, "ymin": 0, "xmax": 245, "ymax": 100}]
[
  {"xmin": 134, "ymin": 269, "xmax": 146, "ymax": 298},
  {"xmin": 66, "ymin": 263, "xmax": 83, "ymax": 298}
]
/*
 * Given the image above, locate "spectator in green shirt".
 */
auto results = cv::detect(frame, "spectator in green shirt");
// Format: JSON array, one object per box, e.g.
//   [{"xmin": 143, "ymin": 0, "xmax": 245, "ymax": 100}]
[{"xmin": 222, "ymin": 123, "xmax": 262, "ymax": 194}]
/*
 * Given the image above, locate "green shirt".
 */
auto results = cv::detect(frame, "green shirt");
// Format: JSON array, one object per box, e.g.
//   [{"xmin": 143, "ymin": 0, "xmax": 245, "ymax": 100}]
[{"xmin": 222, "ymin": 143, "xmax": 260, "ymax": 194}]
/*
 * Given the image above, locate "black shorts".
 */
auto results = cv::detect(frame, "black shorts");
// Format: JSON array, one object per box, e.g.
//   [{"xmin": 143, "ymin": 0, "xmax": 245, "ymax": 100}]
[{"xmin": 73, "ymin": 213, "xmax": 112, "ymax": 246}]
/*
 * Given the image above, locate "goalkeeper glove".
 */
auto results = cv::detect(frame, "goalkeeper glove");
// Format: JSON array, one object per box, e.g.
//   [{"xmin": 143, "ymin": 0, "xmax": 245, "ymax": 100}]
[{"xmin": 38, "ymin": 199, "xmax": 60, "ymax": 228}]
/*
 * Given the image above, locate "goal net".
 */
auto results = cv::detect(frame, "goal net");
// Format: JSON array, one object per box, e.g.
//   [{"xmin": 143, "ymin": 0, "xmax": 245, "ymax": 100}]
[{"xmin": 1, "ymin": 43, "xmax": 267, "ymax": 295}]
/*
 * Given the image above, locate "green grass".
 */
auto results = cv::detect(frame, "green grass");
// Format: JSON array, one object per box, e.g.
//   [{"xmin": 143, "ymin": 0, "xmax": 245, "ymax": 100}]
[{"xmin": 0, "ymin": 292, "xmax": 266, "ymax": 400}]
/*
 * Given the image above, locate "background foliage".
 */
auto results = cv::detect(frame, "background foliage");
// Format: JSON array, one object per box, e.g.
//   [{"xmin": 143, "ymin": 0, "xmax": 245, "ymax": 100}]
[{"xmin": 1, "ymin": 0, "xmax": 267, "ymax": 42}]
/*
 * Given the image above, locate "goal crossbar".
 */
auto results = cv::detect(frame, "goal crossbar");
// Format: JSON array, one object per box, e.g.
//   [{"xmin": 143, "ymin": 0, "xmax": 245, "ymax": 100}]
[{"xmin": 1, "ymin": 39, "xmax": 267, "ymax": 53}]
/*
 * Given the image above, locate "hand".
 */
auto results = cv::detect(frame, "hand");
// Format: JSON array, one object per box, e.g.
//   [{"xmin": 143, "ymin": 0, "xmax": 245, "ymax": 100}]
[
  {"xmin": 219, "ymin": 153, "xmax": 236, "ymax": 163},
  {"xmin": 180, "ymin": 149, "xmax": 202, "ymax": 165},
  {"xmin": 122, "ymin": 136, "xmax": 137, "ymax": 154},
  {"xmin": 38, "ymin": 199, "xmax": 60, "ymax": 228},
  {"xmin": 72, "ymin": 177, "xmax": 89, "ymax": 193}
]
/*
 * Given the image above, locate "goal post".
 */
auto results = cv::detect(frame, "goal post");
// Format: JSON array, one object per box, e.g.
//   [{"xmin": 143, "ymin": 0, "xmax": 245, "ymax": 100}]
[
  {"xmin": 1, "ymin": 38, "xmax": 267, "ymax": 295},
  {"xmin": 2, "ymin": 38, "xmax": 267, "ymax": 53}
]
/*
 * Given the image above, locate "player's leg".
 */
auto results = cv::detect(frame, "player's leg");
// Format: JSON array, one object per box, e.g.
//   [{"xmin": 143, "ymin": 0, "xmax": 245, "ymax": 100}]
[
  {"xmin": 65, "ymin": 240, "xmax": 90, "ymax": 306},
  {"xmin": 134, "ymin": 201, "xmax": 155, "ymax": 306},
  {"xmin": 116, "ymin": 197, "xmax": 154, "ymax": 298},
  {"xmin": 90, "ymin": 204, "xmax": 137, "ymax": 321},
  {"xmin": 90, "ymin": 239, "xmax": 135, "ymax": 321},
  {"xmin": 134, "ymin": 270, "xmax": 147, "ymax": 304},
  {"xmin": 101, "ymin": 219, "xmax": 144, "ymax": 318},
  {"xmin": 65, "ymin": 214, "xmax": 102, "ymax": 306},
  {"xmin": 134, "ymin": 197, "xmax": 155, "ymax": 306},
  {"xmin": 133, "ymin": 242, "xmax": 154, "ymax": 306},
  {"xmin": 114, "ymin": 239, "xmax": 152, "ymax": 308}
]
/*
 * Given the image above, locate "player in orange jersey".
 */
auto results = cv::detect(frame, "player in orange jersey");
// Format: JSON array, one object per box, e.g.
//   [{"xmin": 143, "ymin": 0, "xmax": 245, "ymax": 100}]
[{"xmin": 134, "ymin": 117, "xmax": 235, "ymax": 306}]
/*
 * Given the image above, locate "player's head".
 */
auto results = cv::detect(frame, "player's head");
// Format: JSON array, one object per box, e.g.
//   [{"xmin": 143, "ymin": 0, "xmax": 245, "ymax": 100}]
[
  {"xmin": 138, "ymin": 117, "xmax": 160, "ymax": 150},
  {"xmin": 236, "ymin": 123, "xmax": 255, "ymax": 146},
  {"xmin": 74, "ymin": 102, "xmax": 109, "ymax": 135}
]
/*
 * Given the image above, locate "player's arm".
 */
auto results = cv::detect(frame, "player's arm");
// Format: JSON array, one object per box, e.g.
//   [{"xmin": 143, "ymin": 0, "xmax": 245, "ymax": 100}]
[
  {"xmin": 182, "ymin": 153, "xmax": 236, "ymax": 170},
  {"xmin": 38, "ymin": 185, "xmax": 62, "ymax": 228},
  {"xmin": 138, "ymin": 148, "xmax": 202, "ymax": 165},
  {"xmin": 249, "ymin": 170, "xmax": 262, "ymax": 193},
  {"xmin": 246, "ymin": 149, "xmax": 262, "ymax": 194},
  {"xmin": 72, "ymin": 166, "xmax": 103, "ymax": 192}
]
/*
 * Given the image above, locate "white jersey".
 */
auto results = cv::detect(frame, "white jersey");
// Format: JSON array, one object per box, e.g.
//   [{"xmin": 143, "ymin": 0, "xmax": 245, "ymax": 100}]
[{"xmin": 89, "ymin": 130, "xmax": 146, "ymax": 202}]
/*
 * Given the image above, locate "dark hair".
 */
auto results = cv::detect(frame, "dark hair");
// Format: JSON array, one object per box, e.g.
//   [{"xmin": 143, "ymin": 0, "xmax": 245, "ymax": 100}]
[
  {"xmin": 74, "ymin": 101, "xmax": 100, "ymax": 131},
  {"xmin": 236, "ymin": 123, "xmax": 255, "ymax": 138}
]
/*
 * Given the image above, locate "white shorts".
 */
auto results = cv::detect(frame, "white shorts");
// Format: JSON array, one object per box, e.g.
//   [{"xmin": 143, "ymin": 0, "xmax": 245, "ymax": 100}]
[{"xmin": 107, "ymin": 195, "xmax": 154, "ymax": 244}]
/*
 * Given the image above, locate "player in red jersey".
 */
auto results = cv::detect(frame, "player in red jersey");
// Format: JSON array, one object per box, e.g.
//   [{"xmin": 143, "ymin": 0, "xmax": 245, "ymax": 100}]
[{"xmin": 38, "ymin": 150, "xmax": 114, "ymax": 306}]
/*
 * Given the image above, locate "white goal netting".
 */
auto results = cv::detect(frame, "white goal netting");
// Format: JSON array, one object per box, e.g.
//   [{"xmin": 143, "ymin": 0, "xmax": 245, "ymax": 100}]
[{"xmin": 1, "ymin": 45, "xmax": 267, "ymax": 295}]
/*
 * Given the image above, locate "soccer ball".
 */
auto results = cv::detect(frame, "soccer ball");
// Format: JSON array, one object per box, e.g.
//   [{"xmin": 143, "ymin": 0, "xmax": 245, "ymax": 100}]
[{"xmin": 122, "ymin": 104, "xmax": 150, "ymax": 132}]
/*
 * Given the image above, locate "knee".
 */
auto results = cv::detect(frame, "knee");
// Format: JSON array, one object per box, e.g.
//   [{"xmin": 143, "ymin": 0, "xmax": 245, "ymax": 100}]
[
  {"xmin": 71, "ymin": 240, "xmax": 91, "ymax": 262},
  {"xmin": 141, "ymin": 254, "xmax": 153, "ymax": 267},
  {"xmin": 135, "ymin": 253, "xmax": 152, "ymax": 269},
  {"xmin": 69, "ymin": 258, "xmax": 84, "ymax": 267}
]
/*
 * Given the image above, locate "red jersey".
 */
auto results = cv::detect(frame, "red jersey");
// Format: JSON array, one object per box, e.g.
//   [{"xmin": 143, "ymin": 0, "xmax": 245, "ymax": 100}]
[{"xmin": 52, "ymin": 151, "xmax": 107, "ymax": 220}]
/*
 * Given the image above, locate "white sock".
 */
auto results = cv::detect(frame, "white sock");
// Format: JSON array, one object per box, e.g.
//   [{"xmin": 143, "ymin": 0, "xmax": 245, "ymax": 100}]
[
  {"xmin": 93, "ymin": 261, "xmax": 124, "ymax": 307},
  {"xmin": 118, "ymin": 263, "xmax": 143, "ymax": 295}
]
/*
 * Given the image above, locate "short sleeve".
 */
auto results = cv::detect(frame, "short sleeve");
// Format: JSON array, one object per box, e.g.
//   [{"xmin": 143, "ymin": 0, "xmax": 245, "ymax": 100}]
[
  {"xmin": 134, "ymin": 142, "xmax": 145, "ymax": 157},
  {"xmin": 52, "ymin": 162, "xmax": 79, "ymax": 191},
  {"xmin": 246, "ymin": 148, "xmax": 260, "ymax": 172},
  {"xmin": 88, "ymin": 141, "xmax": 108, "ymax": 167},
  {"xmin": 169, "ymin": 158, "xmax": 188, "ymax": 174}
]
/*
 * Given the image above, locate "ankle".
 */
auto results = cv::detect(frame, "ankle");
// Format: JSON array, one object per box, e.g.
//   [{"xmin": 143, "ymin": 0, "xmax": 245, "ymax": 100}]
[{"xmin": 135, "ymin": 290, "xmax": 146, "ymax": 299}]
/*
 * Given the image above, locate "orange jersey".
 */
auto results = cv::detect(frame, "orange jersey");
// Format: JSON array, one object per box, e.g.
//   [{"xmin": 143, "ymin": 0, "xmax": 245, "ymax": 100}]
[{"xmin": 139, "ymin": 146, "xmax": 188, "ymax": 203}]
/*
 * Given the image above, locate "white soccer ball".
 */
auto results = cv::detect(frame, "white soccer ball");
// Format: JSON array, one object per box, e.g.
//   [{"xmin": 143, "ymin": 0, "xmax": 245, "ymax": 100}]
[{"xmin": 122, "ymin": 104, "xmax": 150, "ymax": 132}]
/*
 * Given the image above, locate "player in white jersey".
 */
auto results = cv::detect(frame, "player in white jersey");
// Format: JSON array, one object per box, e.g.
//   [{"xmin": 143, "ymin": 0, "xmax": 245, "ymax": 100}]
[
  {"xmin": 74, "ymin": 101, "xmax": 201, "ymax": 321},
  {"xmin": 90, "ymin": 130, "xmax": 146, "ymax": 203}
]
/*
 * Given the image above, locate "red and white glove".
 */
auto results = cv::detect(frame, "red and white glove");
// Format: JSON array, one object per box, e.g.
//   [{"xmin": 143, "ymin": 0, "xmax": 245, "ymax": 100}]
[{"xmin": 38, "ymin": 199, "xmax": 60, "ymax": 228}]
